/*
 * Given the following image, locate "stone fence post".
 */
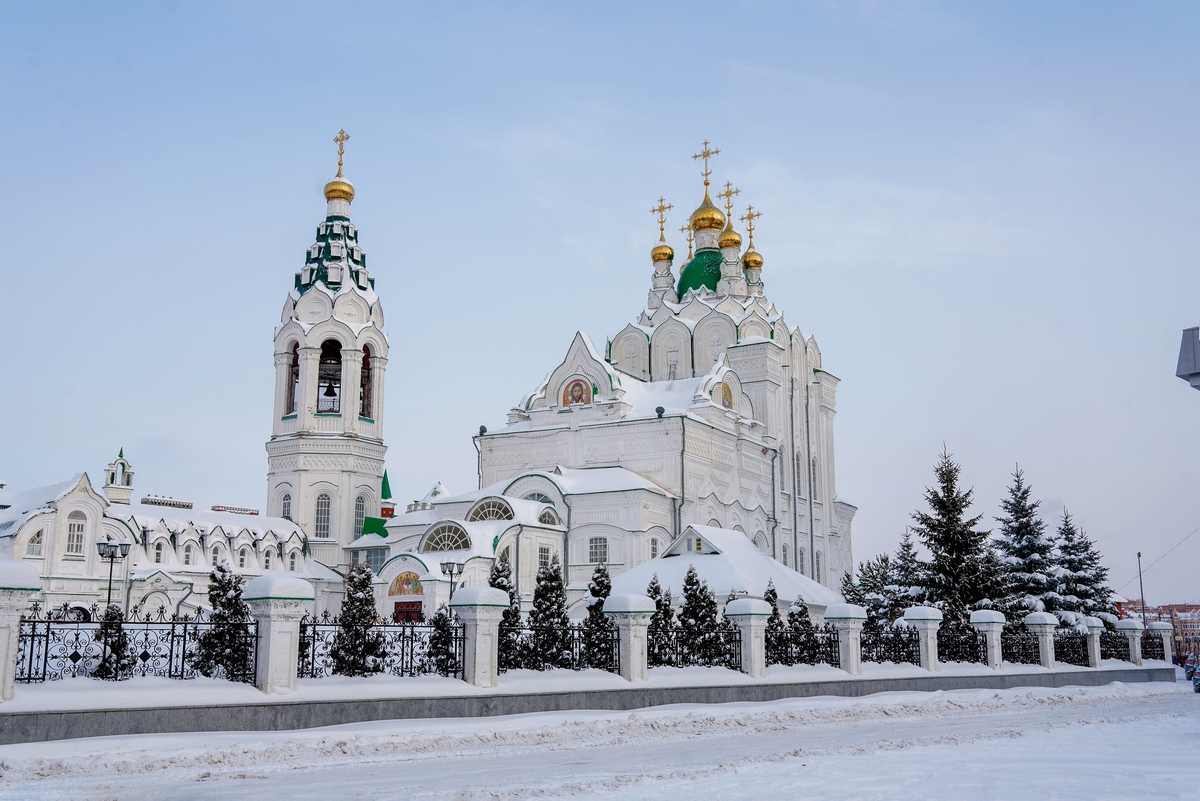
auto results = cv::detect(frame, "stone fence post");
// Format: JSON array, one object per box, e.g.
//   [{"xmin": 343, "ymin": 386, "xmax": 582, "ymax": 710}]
[
  {"xmin": 969, "ymin": 609, "xmax": 1006, "ymax": 670},
  {"xmin": 449, "ymin": 586, "xmax": 509, "ymax": 688},
  {"xmin": 1116, "ymin": 618, "xmax": 1143, "ymax": 666},
  {"xmin": 0, "ymin": 561, "xmax": 40, "ymax": 702},
  {"xmin": 903, "ymin": 606, "xmax": 943, "ymax": 672},
  {"xmin": 603, "ymin": 594, "xmax": 655, "ymax": 682},
  {"xmin": 1082, "ymin": 616, "xmax": 1104, "ymax": 668},
  {"xmin": 1147, "ymin": 621, "xmax": 1174, "ymax": 663},
  {"xmin": 825, "ymin": 603, "xmax": 867, "ymax": 676},
  {"xmin": 245, "ymin": 575, "xmax": 314, "ymax": 695},
  {"xmin": 1024, "ymin": 612, "xmax": 1058, "ymax": 669},
  {"xmin": 724, "ymin": 598, "xmax": 772, "ymax": 678}
]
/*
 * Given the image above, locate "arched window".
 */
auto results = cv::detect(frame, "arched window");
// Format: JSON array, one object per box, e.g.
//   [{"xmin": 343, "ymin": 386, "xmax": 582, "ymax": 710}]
[
  {"xmin": 184, "ymin": 543, "xmax": 193, "ymax": 565},
  {"xmin": 66, "ymin": 512, "xmax": 86, "ymax": 555},
  {"xmin": 650, "ymin": 537, "xmax": 659, "ymax": 559},
  {"xmin": 239, "ymin": 548, "xmax": 248, "ymax": 568},
  {"xmin": 212, "ymin": 546, "xmax": 221, "ymax": 565},
  {"xmin": 281, "ymin": 493, "xmax": 292, "ymax": 520},
  {"xmin": 420, "ymin": 522, "xmax": 470, "ymax": 552},
  {"xmin": 289, "ymin": 551, "xmax": 298, "ymax": 572},
  {"xmin": 798, "ymin": 548, "xmax": 806, "ymax": 575},
  {"xmin": 264, "ymin": 549, "xmax": 272, "ymax": 569},
  {"xmin": 782, "ymin": 544, "xmax": 790, "ymax": 568},
  {"xmin": 522, "ymin": 492, "xmax": 555, "ymax": 508},
  {"xmin": 538, "ymin": 508, "xmax": 561, "ymax": 526},
  {"xmin": 815, "ymin": 551, "xmax": 822, "ymax": 582},
  {"xmin": 588, "ymin": 537, "xmax": 608, "ymax": 564},
  {"xmin": 26, "ymin": 530, "xmax": 43, "ymax": 557},
  {"xmin": 500, "ymin": 545, "xmax": 512, "ymax": 564},
  {"xmin": 354, "ymin": 495, "xmax": 366, "ymax": 538},
  {"xmin": 317, "ymin": 339, "xmax": 342, "ymax": 413},
  {"xmin": 154, "ymin": 542, "xmax": 164, "ymax": 564},
  {"xmin": 753, "ymin": 532, "xmax": 768, "ymax": 552},
  {"xmin": 315, "ymin": 494, "xmax": 331, "ymax": 538},
  {"xmin": 467, "ymin": 499, "xmax": 513, "ymax": 522},
  {"xmin": 286, "ymin": 343, "xmax": 299, "ymax": 415},
  {"xmin": 359, "ymin": 345, "xmax": 373, "ymax": 419}
]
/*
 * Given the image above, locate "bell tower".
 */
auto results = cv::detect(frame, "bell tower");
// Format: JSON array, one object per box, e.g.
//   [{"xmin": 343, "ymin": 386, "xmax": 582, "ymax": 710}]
[{"xmin": 265, "ymin": 130, "xmax": 389, "ymax": 570}]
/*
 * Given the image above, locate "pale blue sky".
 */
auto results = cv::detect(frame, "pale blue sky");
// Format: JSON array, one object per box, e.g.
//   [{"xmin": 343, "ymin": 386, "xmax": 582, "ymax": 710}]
[{"xmin": 2, "ymin": 2, "xmax": 1198, "ymax": 602}]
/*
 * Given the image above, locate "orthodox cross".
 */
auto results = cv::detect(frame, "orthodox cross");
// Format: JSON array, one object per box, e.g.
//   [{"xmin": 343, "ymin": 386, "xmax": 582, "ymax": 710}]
[
  {"xmin": 691, "ymin": 140, "xmax": 720, "ymax": 186},
  {"xmin": 679, "ymin": 223, "xmax": 694, "ymax": 259},
  {"xmin": 333, "ymin": 129, "xmax": 350, "ymax": 177},
  {"xmin": 717, "ymin": 182, "xmax": 740, "ymax": 218},
  {"xmin": 740, "ymin": 205, "xmax": 762, "ymax": 248},
  {"xmin": 650, "ymin": 197, "xmax": 673, "ymax": 238}
]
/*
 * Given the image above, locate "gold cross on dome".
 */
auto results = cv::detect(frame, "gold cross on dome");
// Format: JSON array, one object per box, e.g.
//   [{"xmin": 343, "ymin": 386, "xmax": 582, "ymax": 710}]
[
  {"xmin": 740, "ymin": 205, "xmax": 762, "ymax": 247},
  {"xmin": 691, "ymin": 140, "xmax": 720, "ymax": 186},
  {"xmin": 650, "ymin": 197, "xmax": 673, "ymax": 237},
  {"xmin": 333, "ymin": 129, "xmax": 350, "ymax": 177},
  {"xmin": 717, "ymin": 182, "xmax": 740, "ymax": 217},
  {"xmin": 679, "ymin": 222, "xmax": 694, "ymax": 259}
]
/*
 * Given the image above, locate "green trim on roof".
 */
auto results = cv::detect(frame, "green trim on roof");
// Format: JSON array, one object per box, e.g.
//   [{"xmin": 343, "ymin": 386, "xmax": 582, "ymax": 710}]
[
  {"xmin": 381, "ymin": 470, "xmax": 392, "ymax": 500},
  {"xmin": 362, "ymin": 516, "xmax": 387, "ymax": 537},
  {"xmin": 676, "ymin": 249, "xmax": 723, "ymax": 297}
]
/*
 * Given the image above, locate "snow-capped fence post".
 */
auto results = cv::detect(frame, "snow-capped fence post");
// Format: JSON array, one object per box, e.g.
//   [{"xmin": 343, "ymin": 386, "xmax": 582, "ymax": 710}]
[
  {"xmin": 1082, "ymin": 617, "xmax": 1105, "ymax": 668},
  {"xmin": 724, "ymin": 598, "xmax": 772, "ymax": 678},
  {"xmin": 245, "ymin": 575, "xmax": 314, "ymax": 695},
  {"xmin": 1116, "ymin": 619, "xmax": 1144, "ymax": 666},
  {"xmin": 824, "ymin": 603, "xmax": 867, "ymax": 676},
  {"xmin": 902, "ymin": 606, "xmax": 943, "ymax": 672},
  {"xmin": 0, "ymin": 561, "xmax": 41, "ymax": 702},
  {"xmin": 1023, "ymin": 612, "xmax": 1059, "ymax": 670},
  {"xmin": 603, "ymin": 594, "xmax": 655, "ymax": 682},
  {"xmin": 449, "ymin": 586, "xmax": 509, "ymax": 688},
  {"xmin": 969, "ymin": 610, "xmax": 1006, "ymax": 670},
  {"xmin": 1146, "ymin": 621, "xmax": 1174, "ymax": 663}
]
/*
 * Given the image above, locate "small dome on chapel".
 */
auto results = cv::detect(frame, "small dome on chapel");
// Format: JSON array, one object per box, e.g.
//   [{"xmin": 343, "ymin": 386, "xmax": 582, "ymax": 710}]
[{"xmin": 690, "ymin": 190, "xmax": 726, "ymax": 232}]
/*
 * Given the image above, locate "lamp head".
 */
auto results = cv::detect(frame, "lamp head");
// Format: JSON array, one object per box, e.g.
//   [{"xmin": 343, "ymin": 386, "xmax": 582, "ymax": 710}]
[
  {"xmin": 440, "ymin": 561, "xmax": 452, "ymax": 574},
  {"xmin": 119, "ymin": 543, "xmax": 131, "ymax": 557}
]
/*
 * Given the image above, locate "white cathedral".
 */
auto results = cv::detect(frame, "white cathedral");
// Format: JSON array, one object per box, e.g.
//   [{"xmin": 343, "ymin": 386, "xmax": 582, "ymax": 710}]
[{"xmin": 0, "ymin": 137, "xmax": 851, "ymax": 621}]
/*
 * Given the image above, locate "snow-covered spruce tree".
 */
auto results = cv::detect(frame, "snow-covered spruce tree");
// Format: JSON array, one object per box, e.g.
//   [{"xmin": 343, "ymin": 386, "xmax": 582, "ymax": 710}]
[
  {"xmin": 993, "ymin": 468, "xmax": 1058, "ymax": 616},
  {"xmin": 581, "ymin": 562, "xmax": 615, "ymax": 669},
  {"xmin": 92, "ymin": 604, "xmax": 132, "ymax": 680},
  {"xmin": 331, "ymin": 563, "xmax": 384, "ymax": 676},
  {"xmin": 787, "ymin": 595, "xmax": 821, "ymax": 664},
  {"xmin": 909, "ymin": 450, "xmax": 1002, "ymax": 623},
  {"xmin": 678, "ymin": 565, "xmax": 721, "ymax": 665},
  {"xmin": 646, "ymin": 574, "xmax": 674, "ymax": 665},
  {"xmin": 424, "ymin": 604, "xmax": 461, "ymax": 676},
  {"xmin": 528, "ymin": 553, "xmax": 571, "ymax": 670},
  {"xmin": 887, "ymin": 528, "xmax": 927, "ymax": 618},
  {"xmin": 843, "ymin": 554, "xmax": 892, "ymax": 626},
  {"xmin": 763, "ymin": 580, "xmax": 789, "ymax": 666},
  {"xmin": 190, "ymin": 561, "xmax": 254, "ymax": 680},
  {"xmin": 1054, "ymin": 510, "xmax": 1113, "ymax": 618},
  {"xmin": 488, "ymin": 554, "xmax": 524, "ymax": 671}
]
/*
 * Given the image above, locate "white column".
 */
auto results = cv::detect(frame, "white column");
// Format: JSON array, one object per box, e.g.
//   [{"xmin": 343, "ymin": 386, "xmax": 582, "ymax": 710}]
[
  {"xmin": 969, "ymin": 609, "xmax": 1006, "ymax": 670},
  {"xmin": 298, "ymin": 346, "xmax": 319, "ymax": 431},
  {"xmin": 1083, "ymin": 616, "xmax": 1104, "ymax": 668},
  {"xmin": 1147, "ymin": 621, "xmax": 1174, "ymax": 663},
  {"xmin": 1116, "ymin": 619, "xmax": 1144, "ymax": 665},
  {"xmin": 604, "ymin": 594, "xmax": 655, "ymax": 682},
  {"xmin": 0, "ymin": 562, "xmax": 40, "ymax": 702},
  {"xmin": 342, "ymin": 347, "xmax": 363, "ymax": 435},
  {"xmin": 1024, "ymin": 612, "xmax": 1059, "ymax": 670},
  {"xmin": 245, "ymin": 575, "xmax": 314, "ymax": 694},
  {"xmin": 724, "ymin": 598, "xmax": 771, "ymax": 678},
  {"xmin": 450, "ymin": 586, "xmax": 509, "ymax": 688},
  {"xmin": 825, "ymin": 603, "xmax": 867, "ymax": 676},
  {"xmin": 903, "ymin": 606, "xmax": 944, "ymax": 672}
]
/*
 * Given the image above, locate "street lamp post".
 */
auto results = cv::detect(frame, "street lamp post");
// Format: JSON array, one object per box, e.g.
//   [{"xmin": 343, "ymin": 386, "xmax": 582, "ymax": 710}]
[
  {"xmin": 96, "ymin": 540, "xmax": 132, "ymax": 609},
  {"xmin": 440, "ymin": 561, "xmax": 466, "ymax": 605}
]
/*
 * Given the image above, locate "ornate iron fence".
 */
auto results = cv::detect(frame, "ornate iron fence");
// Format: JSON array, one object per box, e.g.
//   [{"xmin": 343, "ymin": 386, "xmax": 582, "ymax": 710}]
[
  {"xmin": 497, "ymin": 622, "xmax": 619, "ymax": 673},
  {"xmin": 1054, "ymin": 631, "xmax": 1090, "ymax": 667},
  {"xmin": 17, "ymin": 604, "xmax": 257, "ymax": 684},
  {"xmin": 860, "ymin": 624, "xmax": 921, "ymax": 666},
  {"xmin": 1099, "ymin": 631, "xmax": 1130, "ymax": 661},
  {"xmin": 298, "ymin": 611, "xmax": 464, "ymax": 679},
  {"xmin": 1001, "ymin": 632, "xmax": 1041, "ymax": 665},
  {"xmin": 1141, "ymin": 631, "xmax": 1166, "ymax": 662},
  {"xmin": 937, "ymin": 624, "xmax": 986, "ymax": 664},
  {"xmin": 647, "ymin": 624, "xmax": 741, "ymax": 671},
  {"xmin": 766, "ymin": 623, "xmax": 840, "ymax": 668}
]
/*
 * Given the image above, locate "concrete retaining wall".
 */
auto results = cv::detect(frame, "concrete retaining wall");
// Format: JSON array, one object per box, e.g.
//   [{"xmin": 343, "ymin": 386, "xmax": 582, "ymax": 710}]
[{"xmin": 0, "ymin": 665, "xmax": 1175, "ymax": 745}]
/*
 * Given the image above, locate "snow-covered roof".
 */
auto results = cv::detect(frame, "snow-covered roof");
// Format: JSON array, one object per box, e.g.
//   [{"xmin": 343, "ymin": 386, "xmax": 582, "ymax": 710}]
[
  {"xmin": 0, "ymin": 474, "xmax": 88, "ymax": 538},
  {"xmin": 113, "ymin": 501, "xmax": 304, "ymax": 541},
  {"xmin": 436, "ymin": 467, "xmax": 674, "ymax": 505},
  {"xmin": 420, "ymin": 482, "xmax": 450, "ymax": 504},
  {"xmin": 610, "ymin": 525, "xmax": 842, "ymax": 609}
]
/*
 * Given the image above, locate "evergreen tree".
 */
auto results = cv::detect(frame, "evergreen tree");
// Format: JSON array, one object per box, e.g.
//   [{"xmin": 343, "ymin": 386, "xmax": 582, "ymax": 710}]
[
  {"xmin": 763, "ymin": 580, "xmax": 789, "ymax": 666},
  {"xmin": 646, "ymin": 574, "xmax": 674, "ymax": 666},
  {"xmin": 581, "ymin": 562, "xmax": 616, "ymax": 669},
  {"xmin": 331, "ymin": 563, "xmax": 384, "ymax": 676},
  {"xmin": 424, "ymin": 605, "xmax": 461, "ymax": 676},
  {"xmin": 786, "ymin": 595, "xmax": 822, "ymax": 664},
  {"xmin": 1054, "ymin": 510, "xmax": 1113, "ymax": 616},
  {"xmin": 488, "ymin": 554, "xmax": 524, "ymax": 671},
  {"xmin": 677, "ymin": 565, "xmax": 721, "ymax": 664},
  {"xmin": 993, "ymin": 468, "xmax": 1059, "ymax": 614},
  {"xmin": 190, "ymin": 561, "xmax": 254, "ymax": 681},
  {"xmin": 842, "ymin": 554, "xmax": 892, "ymax": 626},
  {"xmin": 888, "ymin": 528, "xmax": 927, "ymax": 616},
  {"xmin": 92, "ymin": 604, "xmax": 132, "ymax": 680},
  {"xmin": 528, "ymin": 554, "xmax": 571, "ymax": 669},
  {"xmin": 909, "ymin": 449, "xmax": 1001, "ymax": 623}
]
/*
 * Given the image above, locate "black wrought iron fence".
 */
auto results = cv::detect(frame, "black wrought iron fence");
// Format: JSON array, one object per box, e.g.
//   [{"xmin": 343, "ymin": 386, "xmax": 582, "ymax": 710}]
[
  {"xmin": 937, "ymin": 624, "xmax": 986, "ymax": 664},
  {"xmin": 497, "ymin": 622, "xmax": 619, "ymax": 673},
  {"xmin": 297, "ymin": 611, "xmax": 464, "ymax": 679},
  {"xmin": 1141, "ymin": 631, "xmax": 1166, "ymax": 662},
  {"xmin": 647, "ymin": 624, "xmax": 741, "ymax": 671},
  {"xmin": 17, "ymin": 604, "xmax": 257, "ymax": 684},
  {"xmin": 860, "ymin": 624, "xmax": 921, "ymax": 666},
  {"xmin": 766, "ymin": 623, "xmax": 840, "ymax": 668},
  {"xmin": 1099, "ymin": 631, "xmax": 1130, "ymax": 662},
  {"xmin": 1001, "ymin": 632, "xmax": 1041, "ymax": 665},
  {"xmin": 1054, "ymin": 631, "xmax": 1090, "ymax": 667}
]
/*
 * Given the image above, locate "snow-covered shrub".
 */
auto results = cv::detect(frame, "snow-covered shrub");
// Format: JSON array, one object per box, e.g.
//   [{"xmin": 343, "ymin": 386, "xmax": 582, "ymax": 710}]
[
  {"xmin": 581, "ymin": 562, "xmax": 615, "ymax": 669},
  {"xmin": 330, "ymin": 563, "xmax": 384, "ymax": 676},
  {"xmin": 92, "ymin": 604, "xmax": 132, "ymax": 680},
  {"xmin": 190, "ymin": 561, "xmax": 254, "ymax": 681}
]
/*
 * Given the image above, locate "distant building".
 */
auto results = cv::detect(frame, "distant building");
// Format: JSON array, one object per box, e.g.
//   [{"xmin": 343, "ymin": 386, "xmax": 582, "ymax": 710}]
[{"xmin": 1178, "ymin": 327, "xmax": 1200, "ymax": 390}]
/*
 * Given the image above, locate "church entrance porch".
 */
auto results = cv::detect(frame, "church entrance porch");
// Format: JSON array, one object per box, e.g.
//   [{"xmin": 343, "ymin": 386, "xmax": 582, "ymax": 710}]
[{"xmin": 392, "ymin": 601, "xmax": 423, "ymax": 622}]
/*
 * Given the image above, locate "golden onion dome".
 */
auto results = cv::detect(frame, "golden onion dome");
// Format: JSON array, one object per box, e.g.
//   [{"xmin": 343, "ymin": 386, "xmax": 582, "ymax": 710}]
[
  {"xmin": 651, "ymin": 240, "xmax": 674, "ymax": 263},
  {"xmin": 690, "ymin": 189, "xmax": 726, "ymax": 232},
  {"xmin": 324, "ymin": 177, "xmax": 355, "ymax": 203},
  {"xmin": 742, "ymin": 249, "xmax": 764, "ymax": 270},
  {"xmin": 718, "ymin": 224, "xmax": 742, "ymax": 250}
]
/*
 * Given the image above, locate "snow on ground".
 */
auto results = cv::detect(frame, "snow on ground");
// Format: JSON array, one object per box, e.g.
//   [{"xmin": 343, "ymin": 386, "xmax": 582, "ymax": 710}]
[{"xmin": 0, "ymin": 681, "xmax": 1193, "ymax": 800}]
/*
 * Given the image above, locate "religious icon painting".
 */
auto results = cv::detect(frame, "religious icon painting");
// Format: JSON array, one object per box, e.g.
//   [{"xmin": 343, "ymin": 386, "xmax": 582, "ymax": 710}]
[
  {"xmin": 562, "ymin": 378, "xmax": 591, "ymax": 407},
  {"xmin": 718, "ymin": 382, "xmax": 734, "ymax": 410},
  {"xmin": 388, "ymin": 571, "xmax": 423, "ymax": 596}
]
